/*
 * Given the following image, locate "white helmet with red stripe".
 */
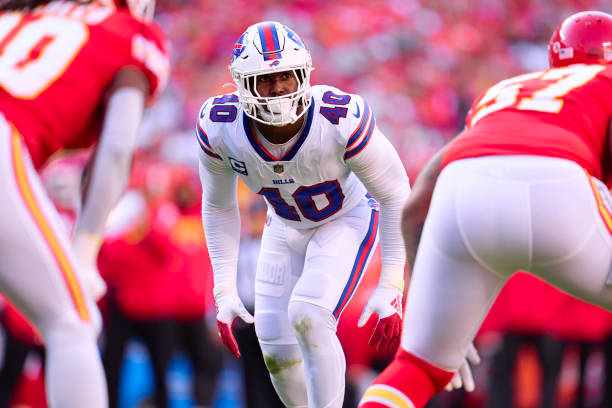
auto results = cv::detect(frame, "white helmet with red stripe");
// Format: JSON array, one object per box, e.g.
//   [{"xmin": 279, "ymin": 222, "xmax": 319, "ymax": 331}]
[
  {"xmin": 98, "ymin": 0, "xmax": 155, "ymax": 20},
  {"xmin": 230, "ymin": 21, "xmax": 313, "ymax": 127}
]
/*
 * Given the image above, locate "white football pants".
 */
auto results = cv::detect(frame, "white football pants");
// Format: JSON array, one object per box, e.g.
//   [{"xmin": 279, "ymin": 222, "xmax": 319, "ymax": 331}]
[
  {"xmin": 255, "ymin": 197, "xmax": 379, "ymax": 407},
  {"xmin": 0, "ymin": 114, "xmax": 107, "ymax": 408},
  {"xmin": 402, "ymin": 155, "xmax": 612, "ymax": 372}
]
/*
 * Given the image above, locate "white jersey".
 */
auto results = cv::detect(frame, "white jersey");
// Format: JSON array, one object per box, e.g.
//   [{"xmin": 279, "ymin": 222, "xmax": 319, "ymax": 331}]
[
  {"xmin": 197, "ymin": 84, "xmax": 410, "ymax": 288},
  {"xmin": 197, "ymin": 85, "xmax": 377, "ymax": 229}
]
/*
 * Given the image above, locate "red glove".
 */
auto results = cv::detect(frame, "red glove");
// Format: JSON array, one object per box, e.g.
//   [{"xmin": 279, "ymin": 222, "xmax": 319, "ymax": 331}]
[
  {"xmin": 215, "ymin": 293, "xmax": 254, "ymax": 358},
  {"xmin": 358, "ymin": 288, "xmax": 403, "ymax": 352}
]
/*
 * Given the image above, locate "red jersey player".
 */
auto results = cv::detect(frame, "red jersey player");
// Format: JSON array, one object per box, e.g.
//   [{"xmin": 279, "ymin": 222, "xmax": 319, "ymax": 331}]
[
  {"xmin": 360, "ymin": 11, "xmax": 612, "ymax": 408},
  {"xmin": 0, "ymin": 1, "xmax": 168, "ymax": 407}
]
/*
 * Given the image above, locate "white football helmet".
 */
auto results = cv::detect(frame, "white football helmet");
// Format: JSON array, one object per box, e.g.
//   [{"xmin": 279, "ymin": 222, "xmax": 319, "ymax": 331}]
[{"xmin": 230, "ymin": 22, "xmax": 313, "ymax": 127}]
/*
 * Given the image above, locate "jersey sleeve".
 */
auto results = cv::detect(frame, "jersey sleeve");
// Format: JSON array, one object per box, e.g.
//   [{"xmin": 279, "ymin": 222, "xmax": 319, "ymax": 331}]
[
  {"xmin": 343, "ymin": 94, "xmax": 377, "ymax": 161},
  {"xmin": 196, "ymin": 99, "xmax": 224, "ymax": 161},
  {"xmin": 197, "ymin": 101, "xmax": 241, "ymax": 291},
  {"xmin": 131, "ymin": 20, "xmax": 170, "ymax": 102},
  {"xmin": 343, "ymin": 94, "xmax": 411, "ymax": 287}
]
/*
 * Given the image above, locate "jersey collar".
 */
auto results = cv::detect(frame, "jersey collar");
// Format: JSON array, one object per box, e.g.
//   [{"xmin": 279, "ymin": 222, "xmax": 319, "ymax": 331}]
[{"xmin": 243, "ymin": 97, "xmax": 315, "ymax": 162}]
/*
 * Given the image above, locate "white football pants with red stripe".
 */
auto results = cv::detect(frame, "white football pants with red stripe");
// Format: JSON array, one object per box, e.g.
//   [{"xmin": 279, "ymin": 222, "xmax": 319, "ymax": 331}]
[
  {"xmin": 361, "ymin": 155, "xmax": 612, "ymax": 408},
  {"xmin": 0, "ymin": 114, "xmax": 107, "ymax": 408},
  {"xmin": 255, "ymin": 197, "xmax": 379, "ymax": 407}
]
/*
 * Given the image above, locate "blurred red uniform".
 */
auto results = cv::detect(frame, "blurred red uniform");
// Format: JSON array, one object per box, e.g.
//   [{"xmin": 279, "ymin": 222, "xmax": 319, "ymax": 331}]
[
  {"xmin": 361, "ymin": 11, "xmax": 612, "ymax": 408},
  {"xmin": 98, "ymin": 207, "xmax": 176, "ymax": 320},
  {"xmin": 443, "ymin": 65, "xmax": 612, "ymax": 183},
  {"xmin": 167, "ymin": 210, "xmax": 214, "ymax": 320},
  {"xmin": 0, "ymin": 2, "xmax": 168, "ymax": 407},
  {"xmin": 0, "ymin": 2, "xmax": 168, "ymax": 169}
]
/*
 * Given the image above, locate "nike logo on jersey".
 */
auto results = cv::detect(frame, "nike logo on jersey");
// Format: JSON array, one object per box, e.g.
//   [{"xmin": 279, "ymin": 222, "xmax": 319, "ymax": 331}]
[{"xmin": 353, "ymin": 103, "xmax": 361, "ymax": 118}]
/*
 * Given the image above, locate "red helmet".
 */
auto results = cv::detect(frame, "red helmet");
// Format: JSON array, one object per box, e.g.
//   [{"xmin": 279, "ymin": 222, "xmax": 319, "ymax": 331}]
[{"xmin": 549, "ymin": 11, "xmax": 612, "ymax": 68}]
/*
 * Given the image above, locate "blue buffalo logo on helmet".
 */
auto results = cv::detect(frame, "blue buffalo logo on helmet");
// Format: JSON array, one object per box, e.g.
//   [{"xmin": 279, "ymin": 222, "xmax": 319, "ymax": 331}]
[{"xmin": 232, "ymin": 32, "xmax": 249, "ymax": 63}]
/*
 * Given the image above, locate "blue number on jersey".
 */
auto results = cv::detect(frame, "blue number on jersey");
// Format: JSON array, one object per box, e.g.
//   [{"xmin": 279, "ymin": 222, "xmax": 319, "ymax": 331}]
[
  {"xmin": 210, "ymin": 105, "xmax": 237, "ymax": 122},
  {"xmin": 320, "ymin": 91, "xmax": 351, "ymax": 124},
  {"xmin": 294, "ymin": 180, "xmax": 344, "ymax": 221},
  {"xmin": 322, "ymin": 91, "xmax": 351, "ymax": 105},
  {"xmin": 259, "ymin": 180, "xmax": 344, "ymax": 222},
  {"xmin": 320, "ymin": 106, "xmax": 347, "ymax": 125},
  {"xmin": 213, "ymin": 94, "xmax": 239, "ymax": 104},
  {"xmin": 259, "ymin": 188, "xmax": 301, "ymax": 221},
  {"xmin": 210, "ymin": 94, "xmax": 239, "ymax": 122}
]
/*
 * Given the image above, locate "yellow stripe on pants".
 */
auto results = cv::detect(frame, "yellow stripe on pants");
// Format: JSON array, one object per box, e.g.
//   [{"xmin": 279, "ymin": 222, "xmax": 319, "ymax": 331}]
[
  {"xmin": 10, "ymin": 129, "xmax": 89, "ymax": 321},
  {"xmin": 585, "ymin": 169, "xmax": 612, "ymax": 235}
]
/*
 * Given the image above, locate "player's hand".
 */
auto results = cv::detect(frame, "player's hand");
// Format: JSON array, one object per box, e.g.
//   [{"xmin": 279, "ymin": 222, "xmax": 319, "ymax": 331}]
[
  {"xmin": 71, "ymin": 230, "xmax": 107, "ymax": 301},
  {"xmin": 445, "ymin": 342, "xmax": 481, "ymax": 392},
  {"xmin": 357, "ymin": 286, "xmax": 403, "ymax": 352},
  {"xmin": 215, "ymin": 293, "xmax": 254, "ymax": 358}
]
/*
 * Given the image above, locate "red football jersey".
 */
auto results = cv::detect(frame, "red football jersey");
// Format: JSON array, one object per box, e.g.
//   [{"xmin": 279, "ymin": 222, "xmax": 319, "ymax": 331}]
[
  {"xmin": 0, "ymin": 1, "xmax": 169, "ymax": 169},
  {"xmin": 442, "ymin": 64, "xmax": 612, "ymax": 180}
]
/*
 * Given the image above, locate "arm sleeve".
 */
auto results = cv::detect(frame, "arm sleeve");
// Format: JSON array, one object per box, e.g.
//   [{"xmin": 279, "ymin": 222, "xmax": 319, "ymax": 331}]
[
  {"xmin": 348, "ymin": 129, "xmax": 411, "ymax": 289},
  {"xmin": 73, "ymin": 87, "xmax": 144, "ymax": 237},
  {"xmin": 198, "ymin": 150, "xmax": 241, "ymax": 298}
]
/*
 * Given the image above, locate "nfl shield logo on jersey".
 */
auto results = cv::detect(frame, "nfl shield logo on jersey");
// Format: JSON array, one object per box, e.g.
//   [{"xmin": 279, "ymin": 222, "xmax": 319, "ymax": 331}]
[{"xmin": 273, "ymin": 164, "xmax": 284, "ymax": 174}]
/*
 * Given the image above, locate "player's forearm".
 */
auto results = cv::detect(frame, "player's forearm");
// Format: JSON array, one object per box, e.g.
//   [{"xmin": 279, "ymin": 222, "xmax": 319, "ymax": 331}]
[
  {"xmin": 402, "ymin": 145, "xmax": 447, "ymax": 273},
  {"xmin": 378, "ymin": 201, "xmax": 408, "ymax": 290},
  {"xmin": 349, "ymin": 131, "xmax": 411, "ymax": 288},
  {"xmin": 201, "ymin": 200, "xmax": 242, "ymax": 297},
  {"xmin": 198, "ymin": 156, "xmax": 241, "ymax": 297},
  {"xmin": 74, "ymin": 87, "xmax": 144, "ymax": 238},
  {"xmin": 402, "ymin": 205, "xmax": 426, "ymax": 274}
]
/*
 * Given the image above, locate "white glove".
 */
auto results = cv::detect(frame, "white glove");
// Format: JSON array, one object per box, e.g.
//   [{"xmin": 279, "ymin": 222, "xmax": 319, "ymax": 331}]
[
  {"xmin": 214, "ymin": 290, "xmax": 254, "ymax": 358},
  {"xmin": 357, "ymin": 286, "xmax": 403, "ymax": 352},
  {"xmin": 445, "ymin": 342, "xmax": 481, "ymax": 392},
  {"xmin": 71, "ymin": 230, "xmax": 107, "ymax": 301}
]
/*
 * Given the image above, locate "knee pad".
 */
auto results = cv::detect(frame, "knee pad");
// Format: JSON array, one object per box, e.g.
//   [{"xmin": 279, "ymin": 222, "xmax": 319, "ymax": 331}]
[
  {"xmin": 287, "ymin": 300, "xmax": 336, "ymax": 340},
  {"xmin": 255, "ymin": 311, "xmax": 281, "ymax": 342},
  {"xmin": 255, "ymin": 311, "xmax": 297, "ymax": 345}
]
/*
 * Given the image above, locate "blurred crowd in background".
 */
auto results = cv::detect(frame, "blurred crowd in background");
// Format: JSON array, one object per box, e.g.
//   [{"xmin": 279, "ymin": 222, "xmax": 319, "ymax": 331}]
[{"xmin": 1, "ymin": 0, "xmax": 612, "ymax": 407}]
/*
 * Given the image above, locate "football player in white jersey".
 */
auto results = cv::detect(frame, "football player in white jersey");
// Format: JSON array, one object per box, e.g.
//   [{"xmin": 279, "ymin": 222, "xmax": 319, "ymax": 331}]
[{"xmin": 197, "ymin": 22, "xmax": 411, "ymax": 407}]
